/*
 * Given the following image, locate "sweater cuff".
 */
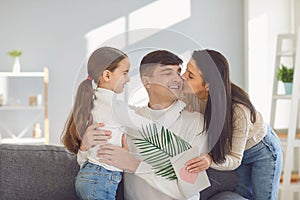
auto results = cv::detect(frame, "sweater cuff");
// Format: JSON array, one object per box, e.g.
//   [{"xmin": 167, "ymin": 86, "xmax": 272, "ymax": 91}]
[
  {"xmin": 77, "ymin": 150, "xmax": 88, "ymax": 168},
  {"xmin": 78, "ymin": 149, "xmax": 88, "ymax": 156}
]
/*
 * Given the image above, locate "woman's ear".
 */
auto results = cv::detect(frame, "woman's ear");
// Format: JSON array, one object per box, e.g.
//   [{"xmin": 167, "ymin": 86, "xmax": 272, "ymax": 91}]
[
  {"xmin": 205, "ymin": 83, "xmax": 209, "ymax": 92},
  {"xmin": 102, "ymin": 70, "xmax": 111, "ymax": 82}
]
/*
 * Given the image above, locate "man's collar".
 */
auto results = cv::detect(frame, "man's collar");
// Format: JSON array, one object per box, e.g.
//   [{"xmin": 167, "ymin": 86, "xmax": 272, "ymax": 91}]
[{"xmin": 136, "ymin": 100, "xmax": 186, "ymax": 128}]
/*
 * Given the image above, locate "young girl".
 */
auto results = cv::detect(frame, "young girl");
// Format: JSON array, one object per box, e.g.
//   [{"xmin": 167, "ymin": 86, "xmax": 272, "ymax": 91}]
[
  {"xmin": 183, "ymin": 49, "xmax": 283, "ymax": 200},
  {"xmin": 61, "ymin": 46, "xmax": 130, "ymax": 200}
]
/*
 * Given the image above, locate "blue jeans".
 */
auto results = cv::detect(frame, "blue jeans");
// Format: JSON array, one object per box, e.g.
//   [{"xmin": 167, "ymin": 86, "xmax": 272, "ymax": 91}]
[
  {"xmin": 75, "ymin": 162, "xmax": 122, "ymax": 200},
  {"xmin": 234, "ymin": 126, "xmax": 283, "ymax": 200}
]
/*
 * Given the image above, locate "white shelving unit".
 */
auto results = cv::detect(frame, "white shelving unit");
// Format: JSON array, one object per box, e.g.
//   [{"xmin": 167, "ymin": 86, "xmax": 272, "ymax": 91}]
[
  {"xmin": 270, "ymin": 31, "xmax": 300, "ymax": 199},
  {"xmin": 0, "ymin": 68, "xmax": 49, "ymax": 144}
]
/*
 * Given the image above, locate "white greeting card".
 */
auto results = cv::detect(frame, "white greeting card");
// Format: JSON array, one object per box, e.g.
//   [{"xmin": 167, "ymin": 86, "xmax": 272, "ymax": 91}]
[{"xmin": 171, "ymin": 146, "xmax": 211, "ymax": 199}]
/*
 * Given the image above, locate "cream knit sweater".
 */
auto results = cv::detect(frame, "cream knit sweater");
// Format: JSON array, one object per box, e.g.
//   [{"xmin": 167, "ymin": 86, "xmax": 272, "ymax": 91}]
[{"xmin": 186, "ymin": 94, "xmax": 267, "ymax": 170}]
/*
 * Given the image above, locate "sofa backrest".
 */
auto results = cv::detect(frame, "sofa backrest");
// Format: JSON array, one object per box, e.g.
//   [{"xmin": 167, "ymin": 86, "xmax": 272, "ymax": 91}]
[
  {"xmin": 0, "ymin": 144, "xmax": 240, "ymax": 200},
  {"xmin": 0, "ymin": 144, "xmax": 79, "ymax": 200}
]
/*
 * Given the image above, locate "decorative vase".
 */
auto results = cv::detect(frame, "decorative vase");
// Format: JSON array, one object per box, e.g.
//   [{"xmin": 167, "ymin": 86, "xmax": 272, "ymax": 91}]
[
  {"xmin": 284, "ymin": 82, "xmax": 293, "ymax": 95},
  {"xmin": 12, "ymin": 57, "xmax": 21, "ymax": 73}
]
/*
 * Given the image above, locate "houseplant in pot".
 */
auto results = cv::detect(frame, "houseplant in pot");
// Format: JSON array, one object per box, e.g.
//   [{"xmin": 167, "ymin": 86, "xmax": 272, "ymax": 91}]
[
  {"xmin": 277, "ymin": 64, "xmax": 294, "ymax": 94},
  {"xmin": 8, "ymin": 49, "xmax": 22, "ymax": 73}
]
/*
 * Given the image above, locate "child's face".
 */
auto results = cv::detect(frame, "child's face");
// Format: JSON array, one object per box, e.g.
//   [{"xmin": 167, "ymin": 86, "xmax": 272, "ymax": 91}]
[{"xmin": 110, "ymin": 57, "xmax": 131, "ymax": 93}]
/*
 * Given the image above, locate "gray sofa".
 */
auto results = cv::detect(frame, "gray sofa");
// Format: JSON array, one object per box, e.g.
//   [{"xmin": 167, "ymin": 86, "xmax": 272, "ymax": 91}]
[{"xmin": 0, "ymin": 144, "xmax": 246, "ymax": 200}]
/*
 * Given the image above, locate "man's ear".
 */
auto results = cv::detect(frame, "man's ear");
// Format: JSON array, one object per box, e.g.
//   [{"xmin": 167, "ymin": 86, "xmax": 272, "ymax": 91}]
[
  {"xmin": 141, "ymin": 75, "xmax": 151, "ymax": 89},
  {"xmin": 102, "ymin": 70, "xmax": 111, "ymax": 82}
]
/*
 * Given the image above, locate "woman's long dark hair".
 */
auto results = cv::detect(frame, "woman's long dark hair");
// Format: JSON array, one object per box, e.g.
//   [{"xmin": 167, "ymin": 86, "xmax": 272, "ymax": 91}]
[
  {"xmin": 61, "ymin": 47, "xmax": 127, "ymax": 154},
  {"xmin": 192, "ymin": 50, "xmax": 256, "ymax": 164}
]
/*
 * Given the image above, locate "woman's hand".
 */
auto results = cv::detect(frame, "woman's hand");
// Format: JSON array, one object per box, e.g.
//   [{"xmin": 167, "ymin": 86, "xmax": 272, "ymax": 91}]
[
  {"xmin": 185, "ymin": 153, "xmax": 212, "ymax": 173},
  {"xmin": 97, "ymin": 135, "xmax": 141, "ymax": 173},
  {"xmin": 80, "ymin": 122, "xmax": 112, "ymax": 151}
]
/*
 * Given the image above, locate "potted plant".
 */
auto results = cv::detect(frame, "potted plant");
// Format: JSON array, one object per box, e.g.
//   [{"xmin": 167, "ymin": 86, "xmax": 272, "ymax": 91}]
[
  {"xmin": 277, "ymin": 64, "xmax": 294, "ymax": 94},
  {"xmin": 8, "ymin": 49, "xmax": 22, "ymax": 73}
]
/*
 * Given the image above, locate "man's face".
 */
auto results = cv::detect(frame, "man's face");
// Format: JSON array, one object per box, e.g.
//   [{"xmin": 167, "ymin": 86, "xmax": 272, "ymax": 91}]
[{"xmin": 145, "ymin": 64, "xmax": 183, "ymax": 102}]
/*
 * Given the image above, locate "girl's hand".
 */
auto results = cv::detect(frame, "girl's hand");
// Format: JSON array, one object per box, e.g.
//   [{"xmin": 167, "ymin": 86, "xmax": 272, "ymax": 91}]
[
  {"xmin": 80, "ymin": 122, "xmax": 112, "ymax": 151},
  {"xmin": 185, "ymin": 153, "xmax": 212, "ymax": 173},
  {"xmin": 96, "ymin": 135, "xmax": 140, "ymax": 172}
]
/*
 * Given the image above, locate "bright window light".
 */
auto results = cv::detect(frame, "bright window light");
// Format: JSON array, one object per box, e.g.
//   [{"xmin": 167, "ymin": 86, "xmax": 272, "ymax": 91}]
[
  {"xmin": 85, "ymin": 17, "xmax": 126, "ymax": 54},
  {"xmin": 128, "ymin": 0, "xmax": 191, "ymax": 44}
]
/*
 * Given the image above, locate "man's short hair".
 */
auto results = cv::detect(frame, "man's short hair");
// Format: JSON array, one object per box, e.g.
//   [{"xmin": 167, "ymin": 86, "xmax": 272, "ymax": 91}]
[{"xmin": 139, "ymin": 50, "xmax": 183, "ymax": 77}]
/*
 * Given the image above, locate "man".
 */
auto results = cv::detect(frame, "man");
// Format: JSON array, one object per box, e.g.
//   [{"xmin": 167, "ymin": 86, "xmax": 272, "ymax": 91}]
[{"xmin": 78, "ymin": 50, "xmax": 209, "ymax": 200}]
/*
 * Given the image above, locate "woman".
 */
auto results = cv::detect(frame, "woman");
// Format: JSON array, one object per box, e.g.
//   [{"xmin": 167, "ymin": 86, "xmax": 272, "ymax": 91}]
[{"xmin": 183, "ymin": 49, "xmax": 283, "ymax": 200}]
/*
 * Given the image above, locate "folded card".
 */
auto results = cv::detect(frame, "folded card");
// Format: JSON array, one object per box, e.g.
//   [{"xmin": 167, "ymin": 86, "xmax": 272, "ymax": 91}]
[{"xmin": 171, "ymin": 146, "xmax": 211, "ymax": 199}]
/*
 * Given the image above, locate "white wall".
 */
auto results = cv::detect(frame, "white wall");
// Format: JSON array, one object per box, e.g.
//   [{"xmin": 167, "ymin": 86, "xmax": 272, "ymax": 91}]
[
  {"xmin": 247, "ymin": 0, "xmax": 292, "ymax": 125},
  {"xmin": 294, "ymin": 0, "xmax": 300, "ymax": 32},
  {"xmin": 0, "ymin": 0, "xmax": 244, "ymax": 144}
]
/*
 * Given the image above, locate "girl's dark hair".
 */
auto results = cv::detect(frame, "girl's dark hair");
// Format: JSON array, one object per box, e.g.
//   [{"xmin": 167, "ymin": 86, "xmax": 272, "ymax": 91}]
[
  {"xmin": 192, "ymin": 49, "xmax": 256, "ymax": 164},
  {"xmin": 61, "ymin": 47, "xmax": 127, "ymax": 154}
]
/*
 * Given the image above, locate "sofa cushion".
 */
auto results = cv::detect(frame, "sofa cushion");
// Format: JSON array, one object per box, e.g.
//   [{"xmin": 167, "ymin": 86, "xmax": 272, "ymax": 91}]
[
  {"xmin": 209, "ymin": 191, "xmax": 248, "ymax": 200},
  {"xmin": 0, "ymin": 144, "xmax": 79, "ymax": 200},
  {"xmin": 200, "ymin": 168, "xmax": 243, "ymax": 200}
]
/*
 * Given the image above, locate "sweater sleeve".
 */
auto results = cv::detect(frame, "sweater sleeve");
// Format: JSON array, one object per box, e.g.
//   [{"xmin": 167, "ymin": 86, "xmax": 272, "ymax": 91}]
[
  {"xmin": 210, "ymin": 105, "xmax": 251, "ymax": 170},
  {"xmin": 77, "ymin": 150, "xmax": 88, "ymax": 168}
]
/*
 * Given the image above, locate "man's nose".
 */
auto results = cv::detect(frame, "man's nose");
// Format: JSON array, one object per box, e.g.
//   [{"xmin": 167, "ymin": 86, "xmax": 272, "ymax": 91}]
[{"xmin": 174, "ymin": 73, "xmax": 184, "ymax": 83}]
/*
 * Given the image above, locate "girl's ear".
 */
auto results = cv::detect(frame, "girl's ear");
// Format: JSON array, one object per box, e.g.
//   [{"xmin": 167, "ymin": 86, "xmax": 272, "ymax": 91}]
[
  {"xmin": 102, "ymin": 70, "xmax": 111, "ymax": 82},
  {"xmin": 141, "ymin": 76, "xmax": 151, "ymax": 89}
]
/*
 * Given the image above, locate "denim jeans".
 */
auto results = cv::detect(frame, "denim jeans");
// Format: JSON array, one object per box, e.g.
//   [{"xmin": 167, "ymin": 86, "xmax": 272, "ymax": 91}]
[
  {"xmin": 234, "ymin": 125, "xmax": 283, "ymax": 200},
  {"xmin": 75, "ymin": 162, "xmax": 122, "ymax": 200}
]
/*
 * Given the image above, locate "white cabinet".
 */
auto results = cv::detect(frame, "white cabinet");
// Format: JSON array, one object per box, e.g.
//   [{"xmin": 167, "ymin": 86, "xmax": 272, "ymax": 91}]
[{"xmin": 0, "ymin": 68, "xmax": 49, "ymax": 144}]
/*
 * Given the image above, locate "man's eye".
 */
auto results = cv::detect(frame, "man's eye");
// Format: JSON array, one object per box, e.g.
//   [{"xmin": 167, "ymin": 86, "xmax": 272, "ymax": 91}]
[{"xmin": 188, "ymin": 74, "xmax": 194, "ymax": 79}]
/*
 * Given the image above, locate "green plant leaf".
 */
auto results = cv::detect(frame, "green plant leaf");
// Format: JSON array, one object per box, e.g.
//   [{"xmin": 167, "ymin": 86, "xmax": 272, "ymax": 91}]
[
  {"xmin": 277, "ymin": 64, "xmax": 294, "ymax": 82},
  {"xmin": 133, "ymin": 123, "xmax": 192, "ymax": 180},
  {"xmin": 7, "ymin": 50, "xmax": 22, "ymax": 57}
]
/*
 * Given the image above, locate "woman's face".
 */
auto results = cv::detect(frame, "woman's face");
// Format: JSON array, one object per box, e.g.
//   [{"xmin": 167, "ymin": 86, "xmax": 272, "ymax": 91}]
[{"xmin": 182, "ymin": 58, "xmax": 209, "ymax": 100}]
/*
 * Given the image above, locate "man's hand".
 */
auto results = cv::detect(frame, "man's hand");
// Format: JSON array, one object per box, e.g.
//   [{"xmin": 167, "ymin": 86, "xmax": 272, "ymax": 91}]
[
  {"xmin": 96, "ymin": 135, "xmax": 141, "ymax": 172},
  {"xmin": 80, "ymin": 122, "xmax": 112, "ymax": 151},
  {"xmin": 185, "ymin": 153, "xmax": 212, "ymax": 173}
]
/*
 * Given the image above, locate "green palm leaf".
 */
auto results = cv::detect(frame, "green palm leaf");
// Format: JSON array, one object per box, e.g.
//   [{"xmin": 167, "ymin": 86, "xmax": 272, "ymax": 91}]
[{"xmin": 133, "ymin": 123, "xmax": 192, "ymax": 180}]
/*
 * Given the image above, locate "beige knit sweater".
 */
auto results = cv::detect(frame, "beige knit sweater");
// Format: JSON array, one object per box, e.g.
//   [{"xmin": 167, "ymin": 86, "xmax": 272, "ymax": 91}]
[{"xmin": 186, "ymin": 94, "xmax": 267, "ymax": 170}]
